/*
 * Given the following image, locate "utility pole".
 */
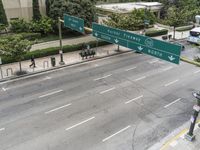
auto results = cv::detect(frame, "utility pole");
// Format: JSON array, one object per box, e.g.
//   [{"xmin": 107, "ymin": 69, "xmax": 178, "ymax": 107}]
[
  {"xmin": 58, "ymin": 17, "xmax": 65, "ymax": 65},
  {"xmin": 185, "ymin": 91, "xmax": 200, "ymax": 141}
]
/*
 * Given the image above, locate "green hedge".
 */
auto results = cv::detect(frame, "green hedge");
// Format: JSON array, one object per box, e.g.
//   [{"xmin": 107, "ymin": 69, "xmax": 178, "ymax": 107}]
[
  {"xmin": 145, "ymin": 29, "xmax": 168, "ymax": 37},
  {"xmin": 1, "ymin": 40, "xmax": 110, "ymax": 64},
  {"xmin": 20, "ymin": 32, "xmax": 41, "ymax": 41},
  {"xmin": 176, "ymin": 25, "xmax": 194, "ymax": 32}
]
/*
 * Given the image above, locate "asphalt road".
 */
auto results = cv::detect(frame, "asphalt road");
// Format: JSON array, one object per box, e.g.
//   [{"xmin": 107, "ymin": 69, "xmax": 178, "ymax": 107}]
[{"xmin": 0, "ymin": 49, "xmax": 200, "ymax": 150}]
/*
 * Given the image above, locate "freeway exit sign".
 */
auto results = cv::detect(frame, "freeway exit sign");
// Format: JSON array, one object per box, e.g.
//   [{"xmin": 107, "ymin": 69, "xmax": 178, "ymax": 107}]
[
  {"xmin": 64, "ymin": 14, "xmax": 84, "ymax": 33},
  {"xmin": 92, "ymin": 23, "xmax": 182, "ymax": 64}
]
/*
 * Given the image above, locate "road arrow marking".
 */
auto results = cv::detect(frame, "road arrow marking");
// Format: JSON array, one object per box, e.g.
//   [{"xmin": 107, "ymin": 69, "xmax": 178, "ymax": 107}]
[
  {"xmin": 94, "ymin": 32, "xmax": 98, "ymax": 37},
  {"xmin": 137, "ymin": 46, "xmax": 143, "ymax": 51},
  {"xmin": 79, "ymin": 27, "xmax": 83, "ymax": 31},
  {"xmin": 114, "ymin": 39, "xmax": 119, "ymax": 44},
  {"xmin": 168, "ymin": 56, "xmax": 175, "ymax": 61}
]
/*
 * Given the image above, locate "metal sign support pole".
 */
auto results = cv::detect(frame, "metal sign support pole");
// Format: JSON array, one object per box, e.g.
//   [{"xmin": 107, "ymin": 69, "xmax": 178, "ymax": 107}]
[{"xmin": 58, "ymin": 17, "xmax": 65, "ymax": 65}]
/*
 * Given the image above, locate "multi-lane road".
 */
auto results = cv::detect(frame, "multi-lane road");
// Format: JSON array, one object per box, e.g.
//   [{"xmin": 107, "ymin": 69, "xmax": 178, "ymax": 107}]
[{"xmin": 0, "ymin": 49, "xmax": 200, "ymax": 150}]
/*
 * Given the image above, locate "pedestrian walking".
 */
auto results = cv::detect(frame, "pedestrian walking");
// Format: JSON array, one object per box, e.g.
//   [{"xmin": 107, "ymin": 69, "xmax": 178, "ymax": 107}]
[{"xmin": 29, "ymin": 56, "xmax": 36, "ymax": 68}]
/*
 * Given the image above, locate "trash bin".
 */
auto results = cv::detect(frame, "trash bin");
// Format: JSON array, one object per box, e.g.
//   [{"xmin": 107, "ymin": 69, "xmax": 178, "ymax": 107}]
[{"xmin": 50, "ymin": 57, "xmax": 56, "ymax": 67}]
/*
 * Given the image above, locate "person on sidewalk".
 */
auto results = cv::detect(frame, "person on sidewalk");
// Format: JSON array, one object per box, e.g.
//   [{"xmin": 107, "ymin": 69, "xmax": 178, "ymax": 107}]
[{"xmin": 29, "ymin": 56, "xmax": 36, "ymax": 68}]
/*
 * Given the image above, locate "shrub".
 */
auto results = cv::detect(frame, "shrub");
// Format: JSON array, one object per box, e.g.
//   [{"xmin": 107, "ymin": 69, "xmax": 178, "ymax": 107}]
[
  {"xmin": 10, "ymin": 19, "xmax": 30, "ymax": 33},
  {"xmin": 145, "ymin": 29, "xmax": 168, "ymax": 37},
  {"xmin": 30, "ymin": 16, "xmax": 54, "ymax": 35},
  {"xmin": 176, "ymin": 25, "xmax": 194, "ymax": 32},
  {"xmin": 194, "ymin": 56, "xmax": 200, "ymax": 62},
  {"xmin": 20, "ymin": 32, "xmax": 41, "ymax": 41}
]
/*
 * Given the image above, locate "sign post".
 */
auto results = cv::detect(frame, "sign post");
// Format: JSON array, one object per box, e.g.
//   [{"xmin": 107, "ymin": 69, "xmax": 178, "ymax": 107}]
[
  {"xmin": 58, "ymin": 17, "xmax": 65, "ymax": 65},
  {"xmin": 0, "ymin": 57, "xmax": 3, "ymax": 79},
  {"xmin": 64, "ymin": 14, "xmax": 84, "ymax": 33},
  {"xmin": 92, "ymin": 23, "xmax": 182, "ymax": 64}
]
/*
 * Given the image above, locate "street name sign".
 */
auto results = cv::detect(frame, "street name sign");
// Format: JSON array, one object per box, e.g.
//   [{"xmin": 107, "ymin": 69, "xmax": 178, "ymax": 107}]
[
  {"xmin": 92, "ymin": 23, "xmax": 182, "ymax": 64},
  {"xmin": 64, "ymin": 14, "xmax": 84, "ymax": 33}
]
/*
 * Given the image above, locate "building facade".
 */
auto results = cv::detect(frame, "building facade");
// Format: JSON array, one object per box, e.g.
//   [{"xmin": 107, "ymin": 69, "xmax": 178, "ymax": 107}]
[{"xmin": 2, "ymin": 0, "xmax": 46, "ymax": 21}]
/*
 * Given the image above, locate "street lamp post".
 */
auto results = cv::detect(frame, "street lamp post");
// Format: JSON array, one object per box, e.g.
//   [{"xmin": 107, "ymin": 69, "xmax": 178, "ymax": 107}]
[
  {"xmin": 58, "ymin": 17, "xmax": 65, "ymax": 65},
  {"xmin": 185, "ymin": 91, "xmax": 200, "ymax": 141}
]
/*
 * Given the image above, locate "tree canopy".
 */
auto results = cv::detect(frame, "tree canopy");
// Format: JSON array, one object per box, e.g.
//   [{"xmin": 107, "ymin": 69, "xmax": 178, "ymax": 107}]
[
  {"xmin": 32, "ymin": 0, "xmax": 41, "ymax": 20},
  {"xmin": 104, "ymin": 9, "xmax": 156, "ymax": 31},
  {"xmin": 47, "ymin": 0, "xmax": 97, "ymax": 27},
  {"xmin": 0, "ymin": 0, "xmax": 8, "ymax": 25}
]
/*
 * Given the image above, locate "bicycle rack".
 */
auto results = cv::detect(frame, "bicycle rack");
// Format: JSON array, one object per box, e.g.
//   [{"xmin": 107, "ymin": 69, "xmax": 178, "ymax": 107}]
[
  {"xmin": 6, "ymin": 68, "xmax": 13, "ymax": 77},
  {"xmin": 43, "ymin": 61, "xmax": 49, "ymax": 69}
]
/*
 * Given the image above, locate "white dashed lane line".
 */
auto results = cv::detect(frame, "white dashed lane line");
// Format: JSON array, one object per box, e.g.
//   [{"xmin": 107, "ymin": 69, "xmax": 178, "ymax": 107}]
[
  {"xmin": 164, "ymin": 98, "xmax": 182, "ymax": 108},
  {"xmin": 94, "ymin": 74, "xmax": 112, "ymax": 81},
  {"xmin": 102, "ymin": 125, "xmax": 131, "ymax": 142},
  {"xmin": 125, "ymin": 95, "xmax": 143, "ymax": 104},
  {"xmin": 164, "ymin": 79, "xmax": 179, "ymax": 87},
  {"xmin": 194, "ymin": 70, "xmax": 200, "ymax": 74},
  {"xmin": 65, "ymin": 116, "xmax": 95, "ymax": 131},
  {"xmin": 0, "ymin": 128, "xmax": 5, "ymax": 132},
  {"xmin": 39, "ymin": 90, "xmax": 63, "ymax": 98},
  {"xmin": 134, "ymin": 76, "xmax": 146, "ymax": 82},
  {"xmin": 162, "ymin": 66, "xmax": 173, "ymax": 71},
  {"xmin": 45, "ymin": 103, "xmax": 72, "ymax": 114},
  {"xmin": 42, "ymin": 76, "xmax": 52, "ymax": 81},
  {"xmin": 100, "ymin": 87, "xmax": 115, "ymax": 94},
  {"xmin": 149, "ymin": 59, "xmax": 159, "ymax": 64},
  {"xmin": 125, "ymin": 67, "xmax": 137, "ymax": 72}
]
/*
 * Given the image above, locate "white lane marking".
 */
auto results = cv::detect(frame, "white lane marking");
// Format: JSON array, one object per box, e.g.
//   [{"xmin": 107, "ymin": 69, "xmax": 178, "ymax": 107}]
[
  {"xmin": 194, "ymin": 70, "xmax": 200, "ymax": 74},
  {"xmin": 125, "ymin": 67, "xmax": 137, "ymax": 72},
  {"xmin": 125, "ymin": 95, "xmax": 143, "ymax": 104},
  {"xmin": 149, "ymin": 59, "xmax": 159, "ymax": 64},
  {"xmin": 45, "ymin": 103, "xmax": 72, "ymax": 114},
  {"xmin": 65, "ymin": 116, "xmax": 95, "ymax": 131},
  {"xmin": 162, "ymin": 66, "xmax": 173, "ymax": 71},
  {"xmin": 94, "ymin": 74, "xmax": 112, "ymax": 81},
  {"xmin": 43, "ymin": 76, "xmax": 52, "ymax": 81},
  {"xmin": 100, "ymin": 87, "xmax": 115, "ymax": 94},
  {"xmin": 164, "ymin": 98, "xmax": 181, "ymax": 108},
  {"xmin": 0, "ymin": 128, "xmax": 5, "ymax": 132},
  {"xmin": 2, "ymin": 87, "xmax": 7, "ymax": 91},
  {"xmin": 164, "ymin": 79, "xmax": 179, "ymax": 87},
  {"xmin": 102, "ymin": 125, "xmax": 131, "ymax": 142},
  {"xmin": 39, "ymin": 90, "xmax": 63, "ymax": 98},
  {"xmin": 134, "ymin": 76, "xmax": 146, "ymax": 82}
]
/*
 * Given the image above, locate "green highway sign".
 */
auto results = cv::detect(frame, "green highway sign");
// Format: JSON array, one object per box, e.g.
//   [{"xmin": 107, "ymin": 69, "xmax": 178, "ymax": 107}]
[
  {"xmin": 92, "ymin": 23, "xmax": 181, "ymax": 64},
  {"xmin": 64, "ymin": 14, "xmax": 84, "ymax": 33}
]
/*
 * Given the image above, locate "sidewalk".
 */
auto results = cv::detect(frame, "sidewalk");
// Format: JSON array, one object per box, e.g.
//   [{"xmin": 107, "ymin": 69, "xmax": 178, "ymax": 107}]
[
  {"xmin": 149, "ymin": 120, "xmax": 200, "ymax": 150},
  {"xmin": 0, "ymin": 45, "xmax": 130, "ymax": 80}
]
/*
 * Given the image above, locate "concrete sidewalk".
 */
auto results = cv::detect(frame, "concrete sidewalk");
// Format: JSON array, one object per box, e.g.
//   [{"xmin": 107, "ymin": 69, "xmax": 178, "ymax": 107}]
[
  {"xmin": 0, "ymin": 44, "xmax": 130, "ymax": 80},
  {"xmin": 148, "ymin": 119, "xmax": 200, "ymax": 150}
]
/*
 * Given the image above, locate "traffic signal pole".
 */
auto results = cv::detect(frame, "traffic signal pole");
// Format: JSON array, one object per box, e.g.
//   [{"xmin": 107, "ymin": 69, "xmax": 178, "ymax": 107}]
[{"xmin": 185, "ymin": 91, "xmax": 200, "ymax": 141}]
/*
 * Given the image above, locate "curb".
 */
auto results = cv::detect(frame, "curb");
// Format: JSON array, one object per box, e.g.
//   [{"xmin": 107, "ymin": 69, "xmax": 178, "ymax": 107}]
[
  {"xmin": 0, "ymin": 50, "xmax": 132, "ymax": 83},
  {"xmin": 149, "ymin": 119, "xmax": 200, "ymax": 150},
  {"xmin": 181, "ymin": 56, "xmax": 200, "ymax": 67}
]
